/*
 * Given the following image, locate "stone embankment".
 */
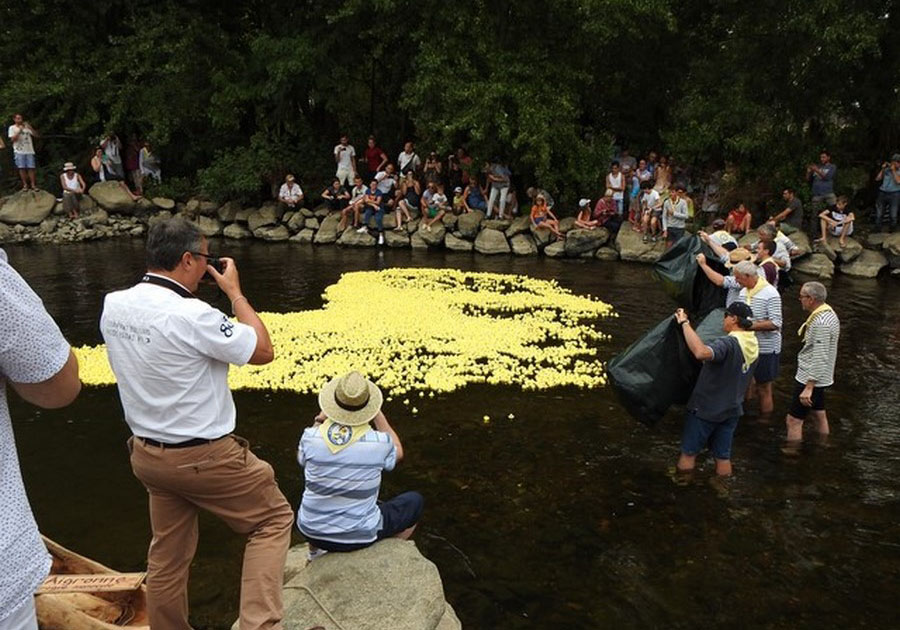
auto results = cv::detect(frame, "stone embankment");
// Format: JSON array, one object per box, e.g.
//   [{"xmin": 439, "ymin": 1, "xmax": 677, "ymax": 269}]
[{"xmin": 1, "ymin": 183, "xmax": 897, "ymax": 278}]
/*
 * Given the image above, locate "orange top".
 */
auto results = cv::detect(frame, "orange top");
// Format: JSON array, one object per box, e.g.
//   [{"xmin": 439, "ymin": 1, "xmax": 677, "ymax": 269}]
[{"xmin": 531, "ymin": 204, "xmax": 548, "ymax": 221}]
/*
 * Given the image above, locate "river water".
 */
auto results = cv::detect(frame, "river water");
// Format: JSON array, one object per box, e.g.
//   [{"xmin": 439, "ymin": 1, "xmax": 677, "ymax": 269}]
[{"xmin": 7, "ymin": 239, "xmax": 899, "ymax": 629}]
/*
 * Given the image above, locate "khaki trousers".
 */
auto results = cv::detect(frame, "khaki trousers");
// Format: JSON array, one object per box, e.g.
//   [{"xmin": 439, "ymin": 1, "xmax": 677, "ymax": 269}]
[{"xmin": 129, "ymin": 435, "xmax": 294, "ymax": 630}]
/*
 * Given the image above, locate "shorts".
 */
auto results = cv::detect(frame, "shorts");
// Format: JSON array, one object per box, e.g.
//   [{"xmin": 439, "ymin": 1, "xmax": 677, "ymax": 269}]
[
  {"xmin": 533, "ymin": 216, "xmax": 545, "ymax": 225},
  {"xmin": 753, "ymin": 352, "xmax": 780, "ymax": 384},
  {"xmin": 303, "ymin": 491, "xmax": 424, "ymax": 553},
  {"xmin": 788, "ymin": 381, "xmax": 827, "ymax": 419},
  {"xmin": 667, "ymin": 226, "xmax": 685, "ymax": 242},
  {"xmin": 681, "ymin": 410, "xmax": 740, "ymax": 460},
  {"xmin": 427, "ymin": 206, "xmax": 441, "ymax": 218},
  {"xmin": 830, "ymin": 223, "xmax": 853, "ymax": 237},
  {"xmin": 13, "ymin": 153, "xmax": 36, "ymax": 169}
]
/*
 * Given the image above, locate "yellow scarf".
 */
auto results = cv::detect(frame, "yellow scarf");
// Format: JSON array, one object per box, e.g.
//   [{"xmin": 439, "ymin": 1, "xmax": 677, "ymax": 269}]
[
  {"xmin": 318, "ymin": 418, "xmax": 371, "ymax": 454},
  {"xmin": 728, "ymin": 330, "xmax": 759, "ymax": 373},
  {"xmin": 798, "ymin": 303, "xmax": 834, "ymax": 341},
  {"xmin": 744, "ymin": 276, "xmax": 770, "ymax": 305}
]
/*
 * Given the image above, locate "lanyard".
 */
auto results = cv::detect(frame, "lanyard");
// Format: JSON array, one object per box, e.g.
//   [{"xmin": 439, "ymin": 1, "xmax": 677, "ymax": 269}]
[{"xmin": 140, "ymin": 274, "xmax": 195, "ymax": 299}]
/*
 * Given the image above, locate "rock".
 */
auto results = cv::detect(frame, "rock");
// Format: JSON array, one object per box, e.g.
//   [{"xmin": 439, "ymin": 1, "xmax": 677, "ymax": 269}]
[
  {"xmin": 558, "ymin": 217, "xmax": 576, "ymax": 233},
  {"xmin": 305, "ymin": 217, "xmax": 320, "ymax": 230},
  {"xmin": 135, "ymin": 198, "xmax": 155, "ymax": 215},
  {"xmin": 290, "ymin": 228, "xmax": 315, "ymax": 244},
  {"xmin": 39, "ymin": 217, "xmax": 58, "ymax": 234},
  {"xmin": 129, "ymin": 225, "xmax": 145, "ymax": 236},
  {"xmin": 285, "ymin": 212, "xmax": 304, "ymax": 232},
  {"xmin": 185, "ymin": 199, "xmax": 201, "ymax": 215},
  {"xmin": 614, "ymin": 228, "xmax": 667, "ymax": 263},
  {"xmin": 445, "ymin": 232, "xmax": 474, "ymax": 252},
  {"xmin": 378, "ymin": 214, "xmax": 398, "ymax": 231},
  {"xmin": 313, "ymin": 204, "xmax": 331, "ymax": 219},
  {"xmin": 0, "ymin": 190, "xmax": 56, "ymax": 224},
  {"xmin": 82, "ymin": 209, "xmax": 109, "ymax": 228},
  {"xmin": 314, "ymin": 214, "xmax": 343, "ymax": 244},
  {"xmin": 253, "ymin": 224, "xmax": 290, "ymax": 241},
  {"xmin": 281, "ymin": 210, "xmax": 295, "ymax": 226},
  {"xmin": 0, "ymin": 223, "xmax": 13, "ymax": 243},
  {"xmin": 418, "ymin": 222, "xmax": 446, "ymax": 246},
  {"xmin": 737, "ymin": 232, "xmax": 756, "ymax": 248},
  {"xmin": 441, "ymin": 214, "xmax": 458, "ymax": 230},
  {"xmin": 260, "ymin": 201, "xmax": 285, "ymax": 221},
  {"xmin": 192, "ymin": 215, "xmax": 224, "ymax": 237},
  {"xmin": 410, "ymin": 232, "xmax": 428, "ymax": 249},
  {"xmin": 235, "ymin": 207, "xmax": 253, "ymax": 223},
  {"xmin": 384, "ymin": 230, "xmax": 410, "ymax": 248},
  {"xmin": 564, "ymin": 228, "xmax": 610, "ymax": 257},
  {"xmin": 78, "ymin": 195, "xmax": 97, "ymax": 213},
  {"xmin": 223, "ymin": 223, "xmax": 253, "ymax": 239},
  {"xmin": 793, "ymin": 253, "xmax": 835, "ymax": 279},
  {"xmin": 217, "ymin": 200, "xmax": 241, "ymax": 223},
  {"xmin": 300, "ymin": 208, "xmax": 314, "ymax": 218},
  {"xmin": 544, "ymin": 241, "xmax": 566, "ymax": 257},
  {"xmin": 88, "ymin": 182, "xmax": 138, "ymax": 214},
  {"xmin": 406, "ymin": 219, "xmax": 420, "ymax": 234},
  {"xmin": 52, "ymin": 200, "xmax": 64, "ymax": 216},
  {"xmin": 841, "ymin": 249, "xmax": 888, "ymax": 278},
  {"xmin": 482, "ymin": 219, "xmax": 511, "ymax": 231},
  {"xmin": 474, "ymin": 228, "xmax": 510, "ymax": 255},
  {"xmin": 248, "ymin": 206, "xmax": 280, "ymax": 232},
  {"xmin": 595, "ymin": 246, "xmax": 619, "ymax": 261},
  {"xmin": 789, "ymin": 231, "xmax": 812, "ymax": 258},
  {"xmin": 530, "ymin": 224, "xmax": 552, "ymax": 248},
  {"xmin": 864, "ymin": 232, "xmax": 887, "ymax": 249},
  {"xmin": 505, "ymin": 215, "xmax": 531, "ymax": 238},
  {"xmin": 814, "ymin": 235, "xmax": 863, "ymax": 263},
  {"xmin": 147, "ymin": 211, "xmax": 173, "ymax": 228},
  {"xmin": 152, "ymin": 197, "xmax": 175, "ymax": 211},
  {"xmin": 338, "ymin": 228, "xmax": 377, "ymax": 247},
  {"xmin": 198, "ymin": 200, "xmax": 219, "ymax": 216},
  {"xmin": 510, "ymin": 233, "xmax": 538, "ymax": 256},
  {"xmin": 456, "ymin": 210, "xmax": 484, "ymax": 238},
  {"xmin": 882, "ymin": 233, "xmax": 900, "ymax": 257}
]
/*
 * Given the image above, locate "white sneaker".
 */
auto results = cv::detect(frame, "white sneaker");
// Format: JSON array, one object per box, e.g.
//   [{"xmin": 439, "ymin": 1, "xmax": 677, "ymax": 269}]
[
  {"xmin": 356, "ymin": 226, "xmax": 367, "ymax": 233},
  {"xmin": 378, "ymin": 233, "xmax": 385, "ymax": 245},
  {"xmin": 307, "ymin": 547, "xmax": 329, "ymax": 562}
]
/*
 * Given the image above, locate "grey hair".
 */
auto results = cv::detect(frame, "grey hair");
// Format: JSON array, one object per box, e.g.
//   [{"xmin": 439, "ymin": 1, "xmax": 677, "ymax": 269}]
[
  {"xmin": 802, "ymin": 281, "xmax": 827, "ymax": 303},
  {"xmin": 757, "ymin": 223, "xmax": 776, "ymax": 239},
  {"xmin": 146, "ymin": 217, "xmax": 204, "ymax": 271},
  {"xmin": 734, "ymin": 261, "xmax": 758, "ymax": 277}
]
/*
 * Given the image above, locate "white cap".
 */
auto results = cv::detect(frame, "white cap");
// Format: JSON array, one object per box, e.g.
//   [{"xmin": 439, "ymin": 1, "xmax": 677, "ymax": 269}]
[{"xmin": 578, "ymin": 198, "xmax": 591, "ymax": 208}]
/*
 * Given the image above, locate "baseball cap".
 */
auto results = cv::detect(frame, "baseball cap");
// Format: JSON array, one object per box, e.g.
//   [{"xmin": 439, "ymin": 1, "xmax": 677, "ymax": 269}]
[{"xmin": 578, "ymin": 198, "xmax": 591, "ymax": 208}]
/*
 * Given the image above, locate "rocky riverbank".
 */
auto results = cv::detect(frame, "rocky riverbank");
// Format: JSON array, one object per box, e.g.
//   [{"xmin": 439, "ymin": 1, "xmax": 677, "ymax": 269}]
[{"xmin": 1, "ymin": 183, "xmax": 898, "ymax": 279}]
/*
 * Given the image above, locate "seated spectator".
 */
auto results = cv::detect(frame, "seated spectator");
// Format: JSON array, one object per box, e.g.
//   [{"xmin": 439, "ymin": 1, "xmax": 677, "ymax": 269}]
[
  {"xmin": 725, "ymin": 203, "xmax": 751, "ymax": 235},
  {"xmin": 525, "ymin": 186, "xmax": 555, "ymax": 211},
  {"xmin": 339, "ymin": 175, "xmax": 368, "ymax": 231},
  {"xmin": 769, "ymin": 187, "xmax": 803, "ymax": 234},
  {"xmin": 575, "ymin": 198, "xmax": 598, "ymax": 229},
  {"xmin": 463, "ymin": 178, "xmax": 487, "ymax": 213},
  {"xmin": 452, "ymin": 186, "xmax": 465, "ymax": 214},
  {"xmin": 375, "ymin": 165, "xmax": 398, "ymax": 210},
  {"xmin": 751, "ymin": 223, "xmax": 796, "ymax": 273},
  {"xmin": 322, "ymin": 177, "xmax": 350, "ymax": 213},
  {"xmin": 662, "ymin": 183, "xmax": 689, "ymax": 246},
  {"xmin": 59, "ymin": 162, "xmax": 86, "ymax": 219},
  {"xmin": 593, "ymin": 190, "xmax": 622, "ymax": 233},
  {"xmin": 139, "ymin": 141, "xmax": 162, "ymax": 184},
  {"xmin": 817, "ymin": 196, "xmax": 855, "ymax": 246},
  {"xmin": 358, "ymin": 179, "xmax": 386, "ymax": 244},
  {"xmin": 91, "ymin": 147, "xmax": 141, "ymax": 201},
  {"xmin": 640, "ymin": 180, "xmax": 663, "ymax": 242},
  {"xmin": 708, "ymin": 218, "xmax": 739, "ymax": 251},
  {"xmin": 297, "ymin": 372, "xmax": 423, "ymax": 558},
  {"xmin": 756, "ymin": 239, "xmax": 779, "ymax": 286},
  {"xmin": 531, "ymin": 193, "xmax": 564, "ymax": 239},
  {"xmin": 395, "ymin": 172, "xmax": 421, "ymax": 231},
  {"xmin": 278, "ymin": 174, "xmax": 304, "ymax": 210},
  {"xmin": 422, "ymin": 182, "xmax": 448, "ymax": 230}
]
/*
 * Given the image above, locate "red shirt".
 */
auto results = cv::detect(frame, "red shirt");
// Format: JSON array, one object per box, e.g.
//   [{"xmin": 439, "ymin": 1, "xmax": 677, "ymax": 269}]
[
  {"xmin": 365, "ymin": 146, "xmax": 386, "ymax": 172},
  {"xmin": 592, "ymin": 198, "xmax": 617, "ymax": 225},
  {"xmin": 728, "ymin": 207, "xmax": 748, "ymax": 224}
]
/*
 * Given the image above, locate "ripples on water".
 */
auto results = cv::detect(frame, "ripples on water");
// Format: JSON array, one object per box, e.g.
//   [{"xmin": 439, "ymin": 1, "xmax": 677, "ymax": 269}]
[{"xmin": 6, "ymin": 240, "xmax": 900, "ymax": 629}]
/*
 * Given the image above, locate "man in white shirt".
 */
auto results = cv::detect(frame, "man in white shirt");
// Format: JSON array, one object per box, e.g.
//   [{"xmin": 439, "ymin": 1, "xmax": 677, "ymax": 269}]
[
  {"xmin": 334, "ymin": 135, "xmax": 357, "ymax": 187},
  {"xmin": 100, "ymin": 217, "xmax": 293, "ymax": 630},
  {"xmin": 397, "ymin": 141, "xmax": 420, "ymax": 175},
  {"xmin": 7, "ymin": 113, "xmax": 39, "ymax": 190},
  {"xmin": 0, "ymin": 249, "xmax": 81, "ymax": 630},
  {"xmin": 278, "ymin": 173, "xmax": 304, "ymax": 209}
]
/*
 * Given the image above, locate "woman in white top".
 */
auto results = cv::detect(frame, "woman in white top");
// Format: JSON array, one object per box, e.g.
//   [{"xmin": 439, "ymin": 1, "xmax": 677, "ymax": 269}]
[
  {"xmin": 606, "ymin": 161, "xmax": 625, "ymax": 215},
  {"xmin": 59, "ymin": 162, "xmax": 86, "ymax": 219}
]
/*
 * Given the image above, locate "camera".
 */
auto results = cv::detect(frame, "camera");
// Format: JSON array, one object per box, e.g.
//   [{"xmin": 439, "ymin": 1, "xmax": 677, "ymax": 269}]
[{"xmin": 208, "ymin": 256, "xmax": 224, "ymax": 274}]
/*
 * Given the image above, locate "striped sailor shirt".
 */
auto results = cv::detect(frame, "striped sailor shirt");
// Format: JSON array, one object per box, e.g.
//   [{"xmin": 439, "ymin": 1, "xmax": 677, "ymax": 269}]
[
  {"xmin": 297, "ymin": 426, "xmax": 397, "ymax": 545},
  {"xmin": 795, "ymin": 308, "xmax": 840, "ymax": 387},
  {"xmin": 738, "ymin": 282, "xmax": 783, "ymax": 354}
]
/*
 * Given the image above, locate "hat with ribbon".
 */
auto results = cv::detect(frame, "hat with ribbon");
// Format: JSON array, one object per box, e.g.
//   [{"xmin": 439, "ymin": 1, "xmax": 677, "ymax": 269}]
[
  {"xmin": 724, "ymin": 247, "xmax": 755, "ymax": 268},
  {"xmin": 317, "ymin": 372, "xmax": 383, "ymax": 454},
  {"xmin": 62, "ymin": 162, "xmax": 77, "ymax": 171}
]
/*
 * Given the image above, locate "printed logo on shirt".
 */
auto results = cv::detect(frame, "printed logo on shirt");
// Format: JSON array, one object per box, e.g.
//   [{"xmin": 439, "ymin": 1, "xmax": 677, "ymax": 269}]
[
  {"xmin": 326, "ymin": 423, "xmax": 353, "ymax": 446},
  {"xmin": 220, "ymin": 317, "xmax": 234, "ymax": 338}
]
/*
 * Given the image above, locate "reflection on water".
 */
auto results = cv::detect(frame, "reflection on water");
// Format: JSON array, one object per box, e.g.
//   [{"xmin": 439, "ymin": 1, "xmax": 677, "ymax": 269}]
[{"xmin": 6, "ymin": 240, "xmax": 900, "ymax": 629}]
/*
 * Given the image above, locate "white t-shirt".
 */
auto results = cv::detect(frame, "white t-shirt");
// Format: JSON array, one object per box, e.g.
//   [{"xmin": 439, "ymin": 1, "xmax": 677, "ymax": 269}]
[
  {"xmin": 398, "ymin": 151, "xmax": 420, "ymax": 173},
  {"xmin": 334, "ymin": 144, "xmax": 356, "ymax": 170},
  {"xmin": 430, "ymin": 192, "xmax": 448, "ymax": 208},
  {"xmin": 0, "ymin": 249, "xmax": 69, "ymax": 623},
  {"xmin": 350, "ymin": 184, "xmax": 367, "ymax": 202},
  {"xmin": 607, "ymin": 172, "xmax": 624, "ymax": 200},
  {"xmin": 7, "ymin": 125, "xmax": 34, "ymax": 155},
  {"xmin": 100, "ymin": 276, "xmax": 257, "ymax": 442},
  {"xmin": 279, "ymin": 183, "xmax": 303, "ymax": 203},
  {"xmin": 643, "ymin": 189, "xmax": 662, "ymax": 211}
]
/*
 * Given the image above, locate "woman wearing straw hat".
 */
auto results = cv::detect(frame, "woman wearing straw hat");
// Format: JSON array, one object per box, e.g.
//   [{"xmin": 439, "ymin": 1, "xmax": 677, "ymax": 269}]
[
  {"xmin": 297, "ymin": 372, "xmax": 423, "ymax": 560},
  {"xmin": 59, "ymin": 162, "xmax": 86, "ymax": 219}
]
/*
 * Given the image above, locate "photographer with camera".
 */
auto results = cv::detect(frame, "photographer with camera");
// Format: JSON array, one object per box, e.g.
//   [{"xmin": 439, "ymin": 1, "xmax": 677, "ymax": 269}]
[
  {"xmin": 875, "ymin": 154, "xmax": 900, "ymax": 233},
  {"xmin": 99, "ymin": 217, "xmax": 293, "ymax": 630}
]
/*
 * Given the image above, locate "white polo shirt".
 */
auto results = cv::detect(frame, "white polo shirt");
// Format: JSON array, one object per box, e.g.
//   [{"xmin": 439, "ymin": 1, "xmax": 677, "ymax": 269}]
[{"xmin": 100, "ymin": 275, "xmax": 257, "ymax": 442}]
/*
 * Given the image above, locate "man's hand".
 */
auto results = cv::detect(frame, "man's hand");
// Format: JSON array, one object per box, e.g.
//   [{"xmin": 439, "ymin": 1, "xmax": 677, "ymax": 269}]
[
  {"xmin": 207, "ymin": 257, "xmax": 242, "ymax": 301},
  {"xmin": 696, "ymin": 253, "xmax": 707, "ymax": 266},
  {"xmin": 674, "ymin": 308, "xmax": 689, "ymax": 325},
  {"xmin": 799, "ymin": 384, "xmax": 814, "ymax": 407}
]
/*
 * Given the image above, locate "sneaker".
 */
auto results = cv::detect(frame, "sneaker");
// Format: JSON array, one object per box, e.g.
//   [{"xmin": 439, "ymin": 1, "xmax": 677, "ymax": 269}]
[
  {"xmin": 378, "ymin": 233, "xmax": 384, "ymax": 245},
  {"xmin": 356, "ymin": 226, "xmax": 367, "ymax": 233},
  {"xmin": 307, "ymin": 547, "xmax": 329, "ymax": 562},
  {"xmin": 642, "ymin": 234, "xmax": 649, "ymax": 243},
  {"xmin": 651, "ymin": 235, "xmax": 658, "ymax": 243}
]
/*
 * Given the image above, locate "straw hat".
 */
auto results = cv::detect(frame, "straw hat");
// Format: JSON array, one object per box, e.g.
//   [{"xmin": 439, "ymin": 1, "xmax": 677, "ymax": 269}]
[
  {"xmin": 724, "ymin": 247, "xmax": 755, "ymax": 268},
  {"xmin": 318, "ymin": 371, "xmax": 383, "ymax": 426},
  {"xmin": 62, "ymin": 162, "xmax": 76, "ymax": 171}
]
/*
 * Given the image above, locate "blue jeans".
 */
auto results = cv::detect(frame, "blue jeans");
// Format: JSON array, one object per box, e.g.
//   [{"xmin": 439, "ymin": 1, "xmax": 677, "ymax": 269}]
[
  {"xmin": 362, "ymin": 205, "xmax": 385, "ymax": 231},
  {"xmin": 875, "ymin": 190, "xmax": 899, "ymax": 228}
]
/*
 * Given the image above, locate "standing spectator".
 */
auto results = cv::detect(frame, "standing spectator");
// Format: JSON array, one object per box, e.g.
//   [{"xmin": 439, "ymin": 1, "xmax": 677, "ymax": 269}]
[
  {"xmin": 662, "ymin": 183, "xmax": 689, "ymax": 245},
  {"xmin": 485, "ymin": 159, "xmax": 512, "ymax": 219},
  {"xmin": 770, "ymin": 188, "xmax": 803, "ymax": 234},
  {"xmin": 627, "ymin": 166, "xmax": 642, "ymax": 230},
  {"xmin": 447, "ymin": 147, "xmax": 472, "ymax": 191},
  {"xmin": 653, "ymin": 155, "xmax": 672, "ymax": 192},
  {"xmin": 636, "ymin": 158, "xmax": 653, "ymax": 185},
  {"xmin": 100, "ymin": 218, "xmax": 293, "ymax": 630},
  {"xmin": 8, "ymin": 113, "xmax": 39, "ymax": 190},
  {"xmin": 618, "ymin": 148, "xmax": 637, "ymax": 173},
  {"xmin": 673, "ymin": 302, "xmax": 758, "ymax": 477},
  {"xmin": 816, "ymin": 196, "xmax": 855, "ymax": 247},
  {"xmin": 124, "ymin": 136, "xmax": 143, "ymax": 194},
  {"xmin": 59, "ymin": 162, "xmax": 86, "ymax": 219},
  {"xmin": 397, "ymin": 141, "xmax": 421, "ymax": 175},
  {"xmin": 139, "ymin": 141, "xmax": 162, "ymax": 184},
  {"xmin": 725, "ymin": 202, "xmax": 752, "ymax": 235},
  {"xmin": 640, "ymin": 180, "xmax": 663, "ymax": 242},
  {"xmin": 0, "ymin": 249, "xmax": 81, "ymax": 630},
  {"xmin": 423, "ymin": 151, "xmax": 442, "ymax": 184},
  {"xmin": 278, "ymin": 174, "xmax": 304, "ymax": 210},
  {"xmin": 334, "ymin": 134, "xmax": 357, "ymax": 187},
  {"xmin": 321, "ymin": 177, "xmax": 350, "ymax": 212},
  {"xmin": 785, "ymin": 282, "xmax": 840, "ymax": 443},
  {"xmin": 100, "ymin": 132, "xmax": 125, "ymax": 179},
  {"xmin": 874, "ymin": 154, "xmax": 900, "ymax": 232},
  {"xmin": 806, "ymin": 150, "xmax": 837, "ymax": 226},
  {"xmin": 606, "ymin": 161, "xmax": 625, "ymax": 215},
  {"xmin": 530, "ymin": 193, "xmax": 564, "ymax": 239},
  {"xmin": 733, "ymin": 260, "xmax": 783, "ymax": 418},
  {"xmin": 364, "ymin": 136, "xmax": 388, "ymax": 182}
]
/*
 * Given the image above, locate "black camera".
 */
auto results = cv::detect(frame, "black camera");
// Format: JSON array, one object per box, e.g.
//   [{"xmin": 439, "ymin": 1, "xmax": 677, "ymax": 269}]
[{"xmin": 207, "ymin": 256, "xmax": 224, "ymax": 274}]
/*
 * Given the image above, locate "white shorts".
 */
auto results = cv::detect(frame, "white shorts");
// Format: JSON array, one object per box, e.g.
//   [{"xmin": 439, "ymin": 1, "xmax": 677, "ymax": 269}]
[{"xmin": 1, "ymin": 598, "xmax": 38, "ymax": 630}]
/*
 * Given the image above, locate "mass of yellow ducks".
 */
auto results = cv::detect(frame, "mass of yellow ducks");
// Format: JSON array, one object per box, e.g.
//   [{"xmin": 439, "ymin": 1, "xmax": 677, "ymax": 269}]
[{"xmin": 75, "ymin": 268, "xmax": 616, "ymax": 397}]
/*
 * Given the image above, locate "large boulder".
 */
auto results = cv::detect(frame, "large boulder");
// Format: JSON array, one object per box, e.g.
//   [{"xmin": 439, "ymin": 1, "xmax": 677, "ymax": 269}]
[
  {"xmin": 88, "ymin": 182, "xmax": 137, "ymax": 214},
  {"xmin": 384, "ymin": 230, "xmax": 410, "ymax": 248},
  {"xmin": 482, "ymin": 219, "xmax": 511, "ymax": 231},
  {"xmin": 544, "ymin": 241, "xmax": 566, "ymax": 258},
  {"xmin": 505, "ymin": 215, "xmax": 531, "ymax": 238},
  {"xmin": 285, "ymin": 212, "xmax": 306, "ymax": 232},
  {"xmin": 314, "ymin": 214, "xmax": 343, "ymax": 244},
  {"xmin": 410, "ymin": 232, "xmax": 428, "ymax": 249},
  {"xmin": 217, "ymin": 200, "xmax": 241, "ymax": 223},
  {"xmin": 223, "ymin": 223, "xmax": 252, "ymax": 239},
  {"xmin": 289, "ymin": 228, "xmax": 315, "ymax": 244},
  {"xmin": 234, "ymin": 207, "xmax": 254, "ymax": 223},
  {"xmin": 0, "ymin": 223, "xmax": 14, "ymax": 243},
  {"xmin": 793, "ymin": 253, "xmax": 835, "ymax": 279},
  {"xmin": 565, "ymin": 228, "xmax": 610, "ymax": 257},
  {"xmin": 814, "ymin": 235, "xmax": 863, "ymax": 263},
  {"xmin": 595, "ymin": 246, "xmax": 619, "ymax": 261},
  {"xmin": 0, "ymin": 190, "xmax": 57, "ymax": 224},
  {"xmin": 474, "ymin": 228, "xmax": 510, "ymax": 255},
  {"xmin": 530, "ymin": 224, "xmax": 552, "ymax": 248},
  {"xmin": 79, "ymin": 195, "xmax": 98, "ymax": 214},
  {"xmin": 418, "ymin": 222, "xmax": 446, "ymax": 246},
  {"xmin": 338, "ymin": 229, "xmax": 376, "ymax": 247},
  {"xmin": 558, "ymin": 216, "xmax": 576, "ymax": 233},
  {"xmin": 613, "ymin": 228, "xmax": 666, "ymax": 263},
  {"xmin": 456, "ymin": 210, "xmax": 484, "ymax": 238},
  {"xmin": 253, "ymin": 224, "xmax": 290, "ymax": 241},
  {"xmin": 789, "ymin": 231, "xmax": 812, "ymax": 258},
  {"xmin": 510, "ymin": 233, "xmax": 538, "ymax": 256},
  {"xmin": 305, "ymin": 217, "xmax": 320, "ymax": 230},
  {"xmin": 191, "ymin": 215, "xmax": 223, "ymax": 237},
  {"xmin": 248, "ymin": 206, "xmax": 280, "ymax": 232},
  {"xmin": 441, "ymin": 214, "xmax": 458, "ymax": 230},
  {"xmin": 841, "ymin": 249, "xmax": 888, "ymax": 278},
  {"xmin": 444, "ymin": 232, "xmax": 473, "ymax": 252},
  {"xmin": 151, "ymin": 197, "xmax": 175, "ymax": 211},
  {"xmin": 238, "ymin": 540, "xmax": 460, "ymax": 630},
  {"xmin": 81, "ymin": 209, "xmax": 109, "ymax": 228},
  {"xmin": 198, "ymin": 200, "xmax": 219, "ymax": 216},
  {"xmin": 882, "ymin": 233, "xmax": 900, "ymax": 257},
  {"xmin": 737, "ymin": 232, "xmax": 756, "ymax": 249}
]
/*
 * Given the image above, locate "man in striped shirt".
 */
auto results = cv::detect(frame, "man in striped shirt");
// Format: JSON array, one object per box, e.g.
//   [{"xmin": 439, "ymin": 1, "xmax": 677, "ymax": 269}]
[
  {"xmin": 733, "ymin": 260, "xmax": 783, "ymax": 417},
  {"xmin": 786, "ymin": 282, "xmax": 840, "ymax": 442}
]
